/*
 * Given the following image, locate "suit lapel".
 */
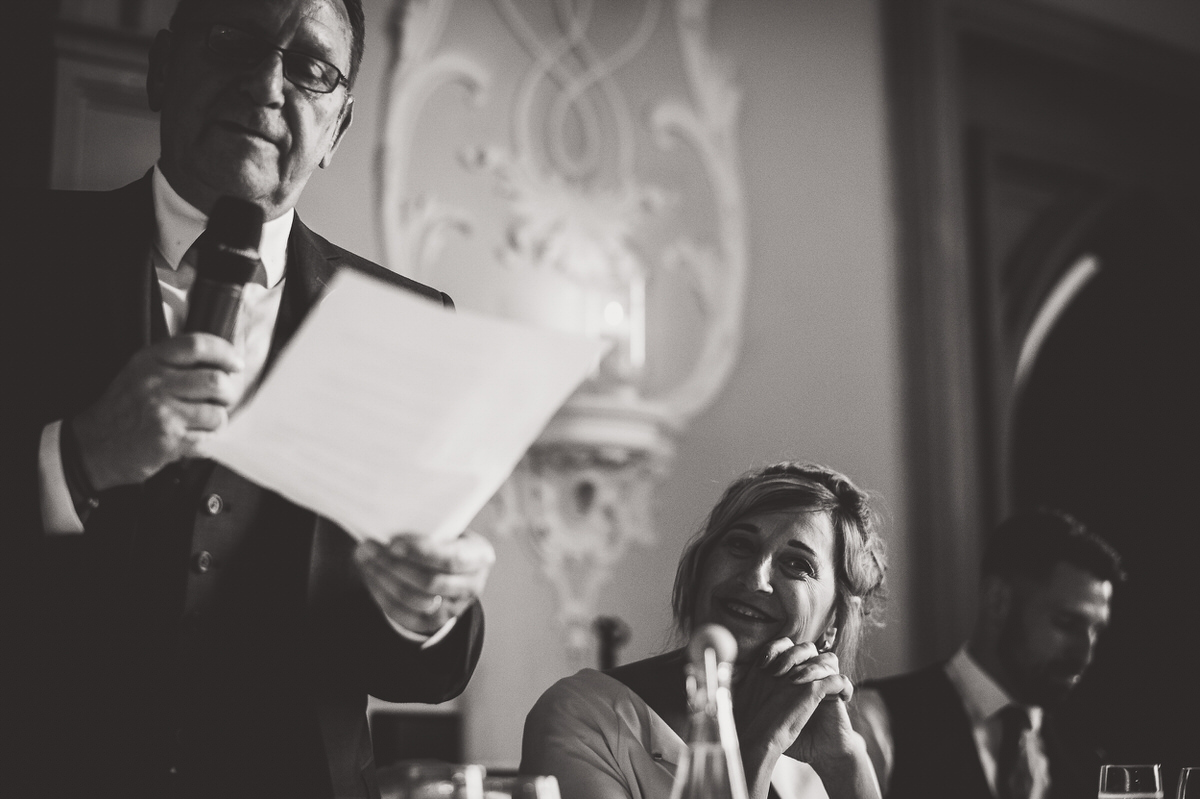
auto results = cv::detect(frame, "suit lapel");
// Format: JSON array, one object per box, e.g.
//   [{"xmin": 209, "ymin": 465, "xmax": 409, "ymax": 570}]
[
  {"xmin": 106, "ymin": 175, "xmax": 159, "ymax": 352},
  {"xmin": 58, "ymin": 176, "xmax": 160, "ymax": 410},
  {"xmin": 267, "ymin": 215, "xmax": 338, "ymax": 367},
  {"xmin": 274, "ymin": 219, "xmax": 365, "ymax": 793},
  {"xmin": 269, "ymin": 213, "xmax": 347, "ymax": 578}
]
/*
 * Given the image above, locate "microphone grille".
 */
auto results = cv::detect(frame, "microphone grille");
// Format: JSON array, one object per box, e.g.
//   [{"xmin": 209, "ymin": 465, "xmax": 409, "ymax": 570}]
[
  {"xmin": 687, "ymin": 623, "xmax": 738, "ymax": 666},
  {"xmin": 207, "ymin": 196, "xmax": 265, "ymax": 252}
]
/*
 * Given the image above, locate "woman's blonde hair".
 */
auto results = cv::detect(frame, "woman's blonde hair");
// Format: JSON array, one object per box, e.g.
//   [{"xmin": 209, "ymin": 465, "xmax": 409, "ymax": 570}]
[{"xmin": 671, "ymin": 461, "xmax": 887, "ymax": 677}]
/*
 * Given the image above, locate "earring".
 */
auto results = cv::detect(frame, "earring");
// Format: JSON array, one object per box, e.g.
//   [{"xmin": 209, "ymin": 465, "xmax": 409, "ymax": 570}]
[{"xmin": 818, "ymin": 627, "xmax": 837, "ymax": 653}]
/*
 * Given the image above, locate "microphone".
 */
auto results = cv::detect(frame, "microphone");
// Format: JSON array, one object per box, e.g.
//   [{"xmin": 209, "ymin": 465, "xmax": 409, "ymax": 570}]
[
  {"xmin": 688, "ymin": 623, "xmax": 738, "ymax": 668},
  {"xmin": 183, "ymin": 196, "xmax": 265, "ymax": 342}
]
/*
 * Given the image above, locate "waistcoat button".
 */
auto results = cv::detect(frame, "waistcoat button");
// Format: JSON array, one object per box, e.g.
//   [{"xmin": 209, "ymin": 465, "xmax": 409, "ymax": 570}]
[
  {"xmin": 193, "ymin": 551, "xmax": 214, "ymax": 573},
  {"xmin": 203, "ymin": 493, "xmax": 224, "ymax": 515}
]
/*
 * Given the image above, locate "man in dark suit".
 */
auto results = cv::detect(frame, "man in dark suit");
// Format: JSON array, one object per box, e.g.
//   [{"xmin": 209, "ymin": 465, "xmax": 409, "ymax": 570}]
[
  {"xmin": 850, "ymin": 510, "xmax": 1124, "ymax": 799},
  {"xmin": 5, "ymin": 0, "xmax": 493, "ymax": 796}
]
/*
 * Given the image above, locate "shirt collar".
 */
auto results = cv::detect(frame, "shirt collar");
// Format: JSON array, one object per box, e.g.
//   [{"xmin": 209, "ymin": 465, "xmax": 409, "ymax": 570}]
[
  {"xmin": 946, "ymin": 647, "xmax": 1043, "ymax": 731},
  {"xmin": 151, "ymin": 164, "xmax": 293, "ymax": 288}
]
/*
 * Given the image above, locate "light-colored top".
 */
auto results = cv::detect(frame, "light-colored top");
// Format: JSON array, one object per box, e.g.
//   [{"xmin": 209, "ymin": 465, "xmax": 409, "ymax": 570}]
[
  {"xmin": 521, "ymin": 668, "xmax": 828, "ymax": 799},
  {"xmin": 851, "ymin": 648, "xmax": 1049, "ymax": 798}
]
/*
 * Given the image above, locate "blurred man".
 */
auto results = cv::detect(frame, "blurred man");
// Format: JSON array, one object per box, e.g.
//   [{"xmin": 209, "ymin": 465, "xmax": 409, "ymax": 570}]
[
  {"xmin": 851, "ymin": 510, "xmax": 1124, "ymax": 799},
  {"xmin": 6, "ymin": 0, "xmax": 493, "ymax": 796}
]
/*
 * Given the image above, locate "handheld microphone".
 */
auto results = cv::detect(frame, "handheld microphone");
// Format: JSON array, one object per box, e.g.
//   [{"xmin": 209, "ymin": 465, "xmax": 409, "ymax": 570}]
[
  {"xmin": 183, "ymin": 196, "xmax": 265, "ymax": 342},
  {"xmin": 688, "ymin": 623, "xmax": 738, "ymax": 668}
]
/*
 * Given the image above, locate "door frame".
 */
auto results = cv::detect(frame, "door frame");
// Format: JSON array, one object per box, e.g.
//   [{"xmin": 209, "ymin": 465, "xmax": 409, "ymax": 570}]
[{"xmin": 884, "ymin": 0, "xmax": 1200, "ymax": 660}]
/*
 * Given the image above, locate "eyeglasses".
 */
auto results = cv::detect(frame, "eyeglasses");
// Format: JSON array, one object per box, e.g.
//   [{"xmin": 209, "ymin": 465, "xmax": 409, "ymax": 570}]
[{"xmin": 205, "ymin": 24, "xmax": 348, "ymax": 94}]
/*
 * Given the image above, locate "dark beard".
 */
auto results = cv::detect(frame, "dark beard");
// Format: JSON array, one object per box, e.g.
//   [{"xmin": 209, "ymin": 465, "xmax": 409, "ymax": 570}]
[{"xmin": 996, "ymin": 610, "xmax": 1076, "ymax": 708}]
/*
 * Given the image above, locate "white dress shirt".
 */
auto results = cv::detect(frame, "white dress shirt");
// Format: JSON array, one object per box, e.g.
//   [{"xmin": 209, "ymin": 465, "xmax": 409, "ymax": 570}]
[
  {"xmin": 151, "ymin": 163, "xmax": 290, "ymax": 354},
  {"xmin": 944, "ymin": 648, "xmax": 1050, "ymax": 799}
]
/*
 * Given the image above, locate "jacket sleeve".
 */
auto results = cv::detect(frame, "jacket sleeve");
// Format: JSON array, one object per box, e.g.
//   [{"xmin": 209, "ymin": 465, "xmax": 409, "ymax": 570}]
[
  {"xmin": 366, "ymin": 601, "xmax": 484, "ymax": 702},
  {"xmin": 306, "ymin": 518, "xmax": 485, "ymax": 703}
]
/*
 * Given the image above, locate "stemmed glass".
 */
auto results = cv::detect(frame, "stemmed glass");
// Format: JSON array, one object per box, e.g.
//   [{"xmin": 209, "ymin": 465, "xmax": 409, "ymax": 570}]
[
  {"xmin": 482, "ymin": 775, "xmax": 562, "ymax": 799},
  {"xmin": 1177, "ymin": 767, "xmax": 1198, "ymax": 799},
  {"xmin": 1099, "ymin": 765, "xmax": 1164, "ymax": 799},
  {"xmin": 377, "ymin": 761, "xmax": 486, "ymax": 799}
]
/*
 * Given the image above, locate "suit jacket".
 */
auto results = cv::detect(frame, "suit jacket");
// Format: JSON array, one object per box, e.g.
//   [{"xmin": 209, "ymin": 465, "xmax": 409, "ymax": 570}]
[
  {"xmin": 4, "ymin": 175, "xmax": 484, "ymax": 799},
  {"xmin": 858, "ymin": 663, "xmax": 1101, "ymax": 799}
]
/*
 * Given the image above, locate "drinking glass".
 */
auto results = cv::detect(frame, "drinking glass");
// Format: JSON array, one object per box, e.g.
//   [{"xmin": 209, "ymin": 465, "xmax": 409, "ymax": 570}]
[
  {"xmin": 1178, "ymin": 767, "xmax": 1198, "ymax": 799},
  {"xmin": 482, "ymin": 774, "xmax": 562, "ymax": 799},
  {"xmin": 376, "ymin": 760, "xmax": 486, "ymax": 799},
  {"xmin": 1098, "ymin": 765, "xmax": 1163, "ymax": 799}
]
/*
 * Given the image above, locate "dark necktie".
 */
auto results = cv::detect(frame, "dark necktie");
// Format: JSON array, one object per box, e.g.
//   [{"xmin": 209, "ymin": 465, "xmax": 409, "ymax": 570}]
[{"xmin": 995, "ymin": 704, "xmax": 1034, "ymax": 799}]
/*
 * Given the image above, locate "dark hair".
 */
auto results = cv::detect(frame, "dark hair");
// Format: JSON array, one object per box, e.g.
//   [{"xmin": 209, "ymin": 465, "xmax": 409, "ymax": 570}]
[
  {"xmin": 169, "ymin": 0, "xmax": 368, "ymax": 88},
  {"xmin": 981, "ymin": 508, "xmax": 1126, "ymax": 585},
  {"xmin": 671, "ymin": 461, "xmax": 887, "ymax": 678}
]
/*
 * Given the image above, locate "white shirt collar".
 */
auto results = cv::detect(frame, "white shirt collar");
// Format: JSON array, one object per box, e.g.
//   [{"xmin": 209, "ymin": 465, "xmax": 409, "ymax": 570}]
[
  {"xmin": 151, "ymin": 164, "xmax": 292, "ymax": 288},
  {"xmin": 946, "ymin": 647, "xmax": 1043, "ymax": 731}
]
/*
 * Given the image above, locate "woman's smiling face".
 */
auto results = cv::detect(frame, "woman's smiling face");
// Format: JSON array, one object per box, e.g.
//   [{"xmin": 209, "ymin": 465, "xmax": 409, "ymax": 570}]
[{"xmin": 693, "ymin": 510, "xmax": 839, "ymax": 663}]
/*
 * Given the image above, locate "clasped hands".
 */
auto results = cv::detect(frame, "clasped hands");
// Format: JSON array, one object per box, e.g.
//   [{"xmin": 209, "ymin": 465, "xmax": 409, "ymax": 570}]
[
  {"xmin": 70, "ymin": 333, "xmax": 495, "ymax": 635},
  {"xmin": 733, "ymin": 638, "xmax": 858, "ymax": 768}
]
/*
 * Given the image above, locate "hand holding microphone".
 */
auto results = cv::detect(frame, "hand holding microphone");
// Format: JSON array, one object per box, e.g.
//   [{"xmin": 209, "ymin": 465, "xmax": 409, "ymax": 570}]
[{"xmin": 68, "ymin": 197, "xmax": 261, "ymax": 489}]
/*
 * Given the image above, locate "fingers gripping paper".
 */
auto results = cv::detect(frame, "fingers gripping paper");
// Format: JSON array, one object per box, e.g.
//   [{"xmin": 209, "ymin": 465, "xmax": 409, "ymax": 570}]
[{"xmin": 201, "ymin": 269, "xmax": 609, "ymax": 542}]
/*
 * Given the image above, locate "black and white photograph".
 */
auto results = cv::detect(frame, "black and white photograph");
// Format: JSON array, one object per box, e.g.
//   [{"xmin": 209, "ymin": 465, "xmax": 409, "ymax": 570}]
[{"xmin": 5, "ymin": 1, "xmax": 1197, "ymax": 797}]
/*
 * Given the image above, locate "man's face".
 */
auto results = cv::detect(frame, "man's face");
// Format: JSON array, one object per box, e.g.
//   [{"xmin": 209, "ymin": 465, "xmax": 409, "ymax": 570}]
[
  {"xmin": 997, "ymin": 562, "xmax": 1113, "ymax": 707},
  {"xmin": 148, "ymin": 0, "xmax": 354, "ymax": 218}
]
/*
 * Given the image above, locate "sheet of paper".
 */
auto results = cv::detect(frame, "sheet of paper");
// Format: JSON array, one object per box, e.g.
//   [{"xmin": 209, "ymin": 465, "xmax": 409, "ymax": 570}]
[{"xmin": 201, "ymin": 268, "xmax": 608, "ymax": 542}]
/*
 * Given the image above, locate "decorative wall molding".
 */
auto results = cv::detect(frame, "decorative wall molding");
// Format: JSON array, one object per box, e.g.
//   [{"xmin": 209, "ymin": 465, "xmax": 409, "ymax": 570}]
[
  {"xmin": 377, "ymin": 0, "xmax": 746, "ymax": 661},
  {"xmin": 51, "ymin": 21, "xmax": 160, "ymax": 191}
]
